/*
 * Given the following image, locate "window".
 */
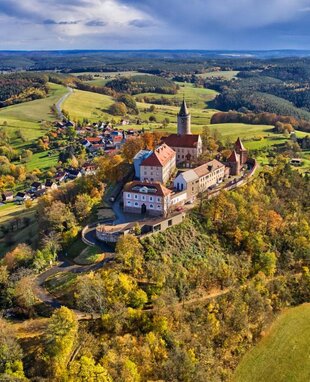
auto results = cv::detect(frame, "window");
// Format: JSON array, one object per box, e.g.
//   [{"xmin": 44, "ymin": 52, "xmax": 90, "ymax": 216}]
[
  {"xmin": 149, "ymin": 197, "xmax": 153, "ymax": 201},
  {"xmin": 150, "ymin": 204, "xmax": 154, "ymax": 209},
  {"xmin": 127, "ymin": 201, "xmax": 131, "ymax": 206},
  {"xmin": 127, "ymin": 193, "xmax": 131, "ymax": 198},
  {"xmin": 157, "ymin": 205, "xmax": 161, "ymax": 209},
  {"xmin": 134, "ymin": 195, "xmax": 138, "ymax": 199},
  {"xmin": 134, "ymin": 202, "xmax": 139, "ymax": 206},
  {"xmin": 168, "ymin": 219, "xmax": 172, "ymax": 227},
  {"xmin": 142, "ymin": 195, "xmax": 146, "ymax": 201},
  {"xmin": 157, "ymin": 197, "xmax": 161, "ymax": 202}
]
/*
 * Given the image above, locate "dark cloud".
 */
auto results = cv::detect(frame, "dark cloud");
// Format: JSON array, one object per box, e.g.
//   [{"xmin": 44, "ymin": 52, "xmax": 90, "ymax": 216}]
[
  {"xmin": 85, "ymin": 20, "xmax": 107, "ymax": 27},
  {"xmin": 43, "ymin": 19, "xmax": 80, "ymax": 25},
  {"xmin": 129, "ymin": 19, "xmax": 154, "ymax": 28}
]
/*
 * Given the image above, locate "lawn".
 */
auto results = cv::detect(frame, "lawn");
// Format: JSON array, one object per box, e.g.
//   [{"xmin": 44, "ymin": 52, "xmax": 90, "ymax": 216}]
[
  {"xmin": 233, "ymin": 303, "xmax": 310, "ymax": 382},
  {"xmin": 0, "ymin": 202, "xmax": 38, "ymax": 257},
  {"xmin": 74, "ymin": 246, "xmax": 105, "ymax": 265},
  {"xmin": 197, "ymin": 70, "xmax": 239, "ymax": 80},
  {"xmin": 0, "ymin": 83, "xmax": 68, "ymax": 146},
  {"xmin": 62, "ymin": 88, "xmax": 114, "ymax": 122},
  {"xmin": 136, "ymin": 82, "xmax": 218, "ymax": 109},
  {"xmin": 25, "ymin": 151, "xmax": 60, "ymax": 172}
]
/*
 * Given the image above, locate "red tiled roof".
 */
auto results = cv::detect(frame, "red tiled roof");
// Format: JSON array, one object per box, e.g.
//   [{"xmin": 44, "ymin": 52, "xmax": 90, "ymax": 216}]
[
  {"xmin": 141, "ymin": 143, "xmax": 175, "ymax": 167},
  {"xmin": 86, "ymin": 137, "xmax": 102, "ymax": 143},
  {"xmin": 162, "ymin": 134, "xmax": 200, "ymax": 148},
  {"xmin": 124, "ymin": 181, "xmax": 172, "ymax": 197},
  {"xmin": 227, "ymin": 150, "xmax": 240, "ymax": 163}
]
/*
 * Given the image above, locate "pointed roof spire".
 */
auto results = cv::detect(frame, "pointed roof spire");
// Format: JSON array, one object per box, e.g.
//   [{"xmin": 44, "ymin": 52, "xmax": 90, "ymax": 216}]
[
  {"xmin": 235, "ymin": 137, "xmax": 246, "ymax": 151},
  {"xmin": 179, "ymin": 98, "xmax": 189, "ymax": 116},
  {"xmin": 228, "ymin": 150, "xmax": 239, "ymax": 163}
]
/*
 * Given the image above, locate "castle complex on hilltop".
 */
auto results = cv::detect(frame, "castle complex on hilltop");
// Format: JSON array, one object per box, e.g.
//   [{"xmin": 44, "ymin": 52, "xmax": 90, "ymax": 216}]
[{"xmin": 126, "ymin": 101, "xmax": 249, "ymax": 217}]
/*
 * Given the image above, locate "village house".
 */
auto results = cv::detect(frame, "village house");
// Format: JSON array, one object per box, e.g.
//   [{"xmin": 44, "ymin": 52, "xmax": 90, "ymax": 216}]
[
  {"xmin": 174, "ymin": 159, "xmax": 225, "ymax": 199},
  {"xmin": 15, "ymin": 192, "xmax": 30, "ymax": 204},
  {"xmin": 45, "ymin": 179, "xmax": 58, "ymax": 191},
  {"xmin": 66, "ymin": 168, "xmax": 82, "ymax": 180},
  {"xmin": 81, "ymin": 163, "xmax": 97, "ymax": 176},
  {"xmin": 30, "ymin": 182, "xmax": 45, "ymax": 193},
  {"xmin": 140, "ymin": 143, "xmax": 176, "ymax": 184},
  {"xmin": 55, "ymin": 171, "xmax": 67, "ymax": 184},
  {"xmin": 1, "ymin": 191, "xmax": 14, "ymax": 203}
]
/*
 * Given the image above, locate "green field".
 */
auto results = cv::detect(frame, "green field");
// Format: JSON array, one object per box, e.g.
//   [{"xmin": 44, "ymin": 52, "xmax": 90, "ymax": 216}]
[
  {"xmin": 197, "ymin": 70, "xmax": 239, "ymax": 80},
  {"xmin": 234, "ymin": 304, "xmax": 310, "ymax": 382},
  {"xmin": 25, "ymin": 151, "xmax": 59, "ymax": 172},
  {"xmin": 0, "ymin": 83, "xmax": 67, "ymax": 145},
  {"xmin": 0, "ymin": 202, "xmax": 38, "ymax": 257},
  {"xmin": 136, "ymin": 82, "xmax": 218, "ymax": 109},
  {"xmin": 63, "ymin": 88, "xmax": 114, "ymax": 121}
]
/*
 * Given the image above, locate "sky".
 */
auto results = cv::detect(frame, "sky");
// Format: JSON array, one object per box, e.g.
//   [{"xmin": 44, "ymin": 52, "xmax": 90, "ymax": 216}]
[{"xmin": 1, "ymin": 0, "xmax": 310, "ymax": 50}]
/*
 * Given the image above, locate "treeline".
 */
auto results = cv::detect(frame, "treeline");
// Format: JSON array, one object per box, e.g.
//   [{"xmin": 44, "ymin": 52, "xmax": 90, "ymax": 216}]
[
  {"xmin": 211, "ymin": 111, "xmax": 310, "ymax": 133},
  {"xmin": 105, "ymin": 75, "xmax": 178, "ymax": 95},
  {"xmin": 0, "ymin": 72, "xmax": 49, "ymax": 107},
  {"xmin": 207, "ymin": 71, "xmax": 310, "ymax": 120}
]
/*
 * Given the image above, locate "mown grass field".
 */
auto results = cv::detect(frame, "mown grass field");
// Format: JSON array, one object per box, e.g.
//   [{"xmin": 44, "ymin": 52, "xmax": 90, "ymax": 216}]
[
  {"xmin": 0, "ymin": 83, "xmax": 67, "ymax": 144},
  {"xmin": 233, "ymin": 304, "xmax": 310, "ymax": 382},
  {"xmin": 63, "ymin": 88, "xmax": 114, "ymax": 121},
  {"xmin": 197, "ymin": 70, "xmax": 239, "ymax": 80},
  {"xmin": 136, "ymin": 82, "xmax": 218, "ymax": 109},
  {"xmin": 0, "ymin": 202, "xmax": 38, "ymax": 257}
]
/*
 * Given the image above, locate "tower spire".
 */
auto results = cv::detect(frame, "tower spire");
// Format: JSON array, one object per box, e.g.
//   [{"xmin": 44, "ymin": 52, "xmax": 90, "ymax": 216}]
[{"xmin": 177, "ymin": 98, "xmax": 191, "ymax": 135}]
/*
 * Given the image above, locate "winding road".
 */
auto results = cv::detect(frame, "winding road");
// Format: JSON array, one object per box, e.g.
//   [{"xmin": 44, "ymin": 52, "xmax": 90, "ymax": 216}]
[{"xmin": 56, "ymin": 86, "xmax": 73, "ymax": 119}]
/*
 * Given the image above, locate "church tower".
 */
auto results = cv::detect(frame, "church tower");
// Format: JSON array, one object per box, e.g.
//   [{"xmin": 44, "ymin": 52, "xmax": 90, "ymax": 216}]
[{"xmin": 177, "ymin": 99, "xmax": 191, "ymax": 135}]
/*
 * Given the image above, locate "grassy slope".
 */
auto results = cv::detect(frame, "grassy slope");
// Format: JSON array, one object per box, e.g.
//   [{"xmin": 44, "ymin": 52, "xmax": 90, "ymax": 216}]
[
  {"xmin": 63, "ymin": 88, "xmax": 114, "ymax": 121},
  {"xmin": 234, "ymin": 304, "xmax": 310, "ymax": 382},
  {"xmin": 0, "ymin": 83, "xmax": 67, "ymax": 144}
]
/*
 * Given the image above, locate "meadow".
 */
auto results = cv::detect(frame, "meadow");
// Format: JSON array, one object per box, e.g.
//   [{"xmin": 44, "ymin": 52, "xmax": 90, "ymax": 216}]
[
  {"xmin": 197, "ymin": 70, "xmax": 239, "ymax": 80},
  {"xmin": 234, "ymin": 304, "xmax": 310, "ymax": 382},
  {"xmin": 0, "ymin": 83, "xmax": 67, "ymax": 144}
]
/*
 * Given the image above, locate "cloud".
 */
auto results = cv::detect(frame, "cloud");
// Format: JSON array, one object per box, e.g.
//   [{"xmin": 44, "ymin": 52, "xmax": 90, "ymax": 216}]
[
  {"xmin": 85, "ymin": 20, "xmax": 107, "ymax": 27},
  {"xmin": 0, "ymin": 0, "xmax": 310, "ymax": 49}
]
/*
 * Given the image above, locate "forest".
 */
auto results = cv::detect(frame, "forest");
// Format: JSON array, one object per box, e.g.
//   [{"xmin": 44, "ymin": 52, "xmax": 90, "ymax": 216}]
[
  {"xmin": 0, "ymin": 162, "xmax": 309, "ymax": 381},
  {"xmin": 0, "ymin": 73, "xmax": 49, "ymax": 107}
]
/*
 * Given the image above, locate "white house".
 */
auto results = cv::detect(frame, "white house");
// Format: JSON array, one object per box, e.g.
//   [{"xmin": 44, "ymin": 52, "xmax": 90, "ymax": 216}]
[{"xmin": 123, "ymin": 181, "xmax": 172, "ymax": 216}]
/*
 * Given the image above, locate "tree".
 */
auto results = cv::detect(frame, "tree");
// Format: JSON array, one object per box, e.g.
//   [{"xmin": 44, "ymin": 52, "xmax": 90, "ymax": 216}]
[
  {"xmin": 43, "ymin": 200, "xmax": 77, "ymax": 232},
  {"xmin": 109, "ymin": 102, "xmax": 127, "ymax": 116},
  {"xmin": 3, "ymin": 244, "xmax": 34, "ymax": 271},
  {"xmin": 20, "ymin": 149, "xmax": 33, "ymax": 163},
  {"xmin": 67, "ymin": 356, "xmax": 112, "ymax": 382},
  {"xmin": 0, "ymin": 319, "xmax": 25, "ymax": 379},
  {"xmin": 14, "ymin": 276, "xmax": 37, "ymax": 314},
  {"xmin": 117, "ymin": 94, "xmax": 138, "ymax": 114},
  {"xmin": 115, "ymin": 235, "xmax": 144, "ymax": 275},
  {"xmin": 43, "ymin": 307, "xmax": 78, "ymax": 378},
  {"xmin": 122, "ymin": 137, "xmax": 144, "ymax": 163},
  {"xmin": 75, "ymin": 194, "xmax": 94, "ymax": 222},
  {"xmin": 256, "ymin": 251, "xmax": 277, "ymax": 277}
]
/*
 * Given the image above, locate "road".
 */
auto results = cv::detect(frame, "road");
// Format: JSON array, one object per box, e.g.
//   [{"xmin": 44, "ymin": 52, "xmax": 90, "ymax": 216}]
[
  {"xmin": 34, "ymin": 254, "xmax": 112, "ymax": 319},
  {"xmin": 56, "ymin": 86, "xmax": 73, "ymax": 119}
]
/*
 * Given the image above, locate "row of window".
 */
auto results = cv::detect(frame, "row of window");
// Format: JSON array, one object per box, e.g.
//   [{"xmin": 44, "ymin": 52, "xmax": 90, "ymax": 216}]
[
  {"xmin": 127, "ymin": 201, "xmax": 162, "ymax": 210},
  {"xmin": 126, "ymin": 193, "xmax": 161, "ymax": 202}
]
